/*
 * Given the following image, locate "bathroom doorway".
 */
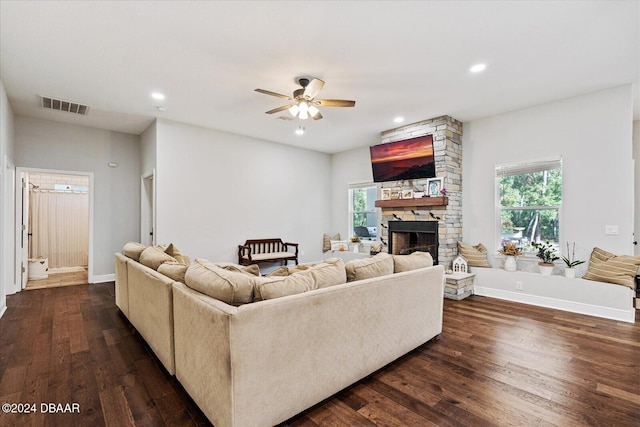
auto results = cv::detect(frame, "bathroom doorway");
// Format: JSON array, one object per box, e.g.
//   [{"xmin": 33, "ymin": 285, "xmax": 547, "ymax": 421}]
[{"xmin": 16, "ymin": 169, "xmax": 93, "ymax": 290}]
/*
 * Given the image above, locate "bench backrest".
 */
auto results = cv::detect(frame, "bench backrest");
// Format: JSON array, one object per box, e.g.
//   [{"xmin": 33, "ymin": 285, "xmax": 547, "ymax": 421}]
[{"xmin": 243, "ymin": 239, "xmax": 286, "ymax": 254}]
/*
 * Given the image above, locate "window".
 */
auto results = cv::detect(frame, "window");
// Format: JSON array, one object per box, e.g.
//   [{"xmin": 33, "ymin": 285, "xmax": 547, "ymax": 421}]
[
  {"xmin": 348, "ymin": 184, "xmax": 378, "ymax": 241},
  {"xmin": 496, "ymin": 158, "xmax": 562, "ymax": 252}
]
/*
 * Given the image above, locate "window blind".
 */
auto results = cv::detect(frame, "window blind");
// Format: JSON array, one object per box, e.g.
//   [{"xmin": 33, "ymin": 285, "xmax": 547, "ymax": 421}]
[{"xmin": 495, "ymin": 158, "xmax": 562, "ymax": 177}]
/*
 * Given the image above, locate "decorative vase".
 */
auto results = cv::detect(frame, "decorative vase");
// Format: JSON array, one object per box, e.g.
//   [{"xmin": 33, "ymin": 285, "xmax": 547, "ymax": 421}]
[
  {"xmin": 538, "ymin": 263, "xmax": 554, "ymax": 276},
  {"xmin": 504, "ymin": 256, "xmax": 517, "ymax": 272},
  {"xmin": 564, "ymin": 267, "xmax": 576, "ymax": 278}
]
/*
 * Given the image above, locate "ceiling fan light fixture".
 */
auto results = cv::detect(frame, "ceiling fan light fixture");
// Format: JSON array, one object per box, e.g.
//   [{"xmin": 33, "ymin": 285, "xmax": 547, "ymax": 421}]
[
  {"xmin": 289, "ymin": 105, "xmax": 299, "ymax": 116},
  {"xmin": 308, "ymin": 105, "xmax": 319, "ymax": 118}
]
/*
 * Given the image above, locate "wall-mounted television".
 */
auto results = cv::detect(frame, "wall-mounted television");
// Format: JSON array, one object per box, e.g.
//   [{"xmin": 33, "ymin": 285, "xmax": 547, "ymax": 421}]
[{"xmin": 369, "ymin": 134, "xmax": 435, "ymax": 182}]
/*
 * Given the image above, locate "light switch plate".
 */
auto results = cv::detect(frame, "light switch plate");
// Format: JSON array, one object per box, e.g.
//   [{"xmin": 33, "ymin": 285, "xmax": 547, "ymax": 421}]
[{"xmin": 605, "ymin": 225, "xmax": 619, "ymax": 235}]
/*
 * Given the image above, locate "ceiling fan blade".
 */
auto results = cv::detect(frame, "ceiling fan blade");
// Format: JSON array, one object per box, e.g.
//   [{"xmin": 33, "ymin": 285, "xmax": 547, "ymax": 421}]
[
  {"xmin": 312, "ymin": 111, "xmax": 323, "ymax": 120},
  {"xmin": 265, "ymin": 105, "xmax": 294, "ymax": 114},
  {"xmin": 303, "ymin": 78, "xmax": 325, "ymax": 100},
  {"xmin": 255, "ymin": 88, "xmax": 291, "ymax": 100},
  {"xmin": 315, "ymin": 99, "xmax": 356, "ymax": 107}
]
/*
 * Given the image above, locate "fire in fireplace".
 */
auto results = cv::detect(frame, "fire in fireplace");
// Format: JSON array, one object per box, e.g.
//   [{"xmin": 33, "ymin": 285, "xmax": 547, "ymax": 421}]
[{"xmin": 388, "ymin": 221, "xmax": 439, "ymax": 264}]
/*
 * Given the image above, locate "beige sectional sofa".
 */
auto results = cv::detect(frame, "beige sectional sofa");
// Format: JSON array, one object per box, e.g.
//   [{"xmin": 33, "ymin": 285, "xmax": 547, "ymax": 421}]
[{"xmin": 115, "ymin": 243, "xmax": 445, "ymax": 427}]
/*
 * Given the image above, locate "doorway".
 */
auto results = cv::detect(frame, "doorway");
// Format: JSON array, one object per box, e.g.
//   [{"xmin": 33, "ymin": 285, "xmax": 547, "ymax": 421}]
[
  {"xmin": 15, "ymin": 168, "xmax": 93, "ymax": 291},
  {"xmin": 141, "ymin": 170, "xmax": 155, "ymax": 246}
]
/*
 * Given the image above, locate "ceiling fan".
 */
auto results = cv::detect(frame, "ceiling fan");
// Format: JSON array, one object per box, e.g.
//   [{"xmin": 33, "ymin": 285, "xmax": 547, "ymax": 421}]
[{"xmin": 255, "ymin": 77, "xmax": 355, "ymax": 120}]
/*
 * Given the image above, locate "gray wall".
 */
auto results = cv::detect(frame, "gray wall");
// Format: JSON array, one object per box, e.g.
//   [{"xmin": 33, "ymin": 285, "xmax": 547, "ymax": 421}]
[
  {"xmin": 0, "ymin": 80, "xmax": 16, "ymax": 313},
  {"xmin": 155, "ymin": 119, "xmax": 332, "ymax": 263},
  {"xmin": 634, "ymin": 120, "xmax": 640, "ymax": 256},
  {"xmin": 14, "ymin": 116, "xmax": 141, "ymax": 279},
  {"xmin": 462, "ymin": 85, "xmax": 635, "ymax": 269}
]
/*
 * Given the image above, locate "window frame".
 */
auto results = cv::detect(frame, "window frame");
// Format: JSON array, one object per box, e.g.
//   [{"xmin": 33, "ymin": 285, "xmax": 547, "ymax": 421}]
[
  {"xmin": 348, "ymin": 182, "xmax": 379, "ymax": 241},
  {"xmin": 494, "ymin": 157, "xmax": 563, "ymax": 256}
]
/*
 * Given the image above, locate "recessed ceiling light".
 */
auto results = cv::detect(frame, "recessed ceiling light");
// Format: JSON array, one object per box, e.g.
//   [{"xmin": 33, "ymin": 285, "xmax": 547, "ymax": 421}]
[
  {"xmin": 394, "ymin": 117, "xmax": 404, "ymax": 123},
  {"xmin": 151, "ymin": 92, "xmax": 165, "ymax": 100},
  {"xmin": 295, "ymin": 126, "xmax": 305, "ymax": 135},
  {"xmin": 470, "ymin": 63, "xmax": 486, "ymax": 73}
]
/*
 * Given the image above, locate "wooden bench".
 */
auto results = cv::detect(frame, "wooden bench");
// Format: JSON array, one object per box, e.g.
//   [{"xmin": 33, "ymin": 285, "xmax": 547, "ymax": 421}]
[{"xmin": 238, "ymin": 238, "xmax": 299, "ymax": 266}]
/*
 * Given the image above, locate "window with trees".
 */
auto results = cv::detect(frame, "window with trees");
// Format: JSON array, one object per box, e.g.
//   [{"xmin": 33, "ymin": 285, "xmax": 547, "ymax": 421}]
[
  {"xmin": 349, "ymin": 184, "xmax": 378, "ymax": 241},
  {"xmin": 496, "ymin": 158, "xmax": 562, "ymax": 252}
]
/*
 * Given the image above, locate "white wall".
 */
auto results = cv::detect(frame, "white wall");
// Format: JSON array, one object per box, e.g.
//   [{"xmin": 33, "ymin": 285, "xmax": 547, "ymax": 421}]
[
  {"xmin": 14, "ymin": 116, "xmax": 141, "ymax": 279},
  {"xmin": 155, "ymin": 119, "xmax": 332, "ymax": 263},
  {"xmin": 0, "ymin": 80, "xmax": 16, "ymax": 316},
  {"xmin": 634, "ymin": 120, "xmax": 640, "ymax": 256},
  {"xmin": 463, "ymin": 85, "xmax": 635, "ymax": 267},
  {"xmin": 330, "ymin": 146, "xmax": 375, "ymax": 238}
]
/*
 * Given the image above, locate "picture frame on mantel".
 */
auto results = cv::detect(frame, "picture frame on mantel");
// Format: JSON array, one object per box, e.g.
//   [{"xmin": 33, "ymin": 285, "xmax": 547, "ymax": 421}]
[
  {"xmin": 426, "ymin": 177, "xmax": 443, "ymax": 197},
  {"xmin": 381, "ymin": 188, "xmax": 391, "ymax": 200},
  {"xmin": 401, "ymin": 189, "xmax": 413, "ymax": 199}
]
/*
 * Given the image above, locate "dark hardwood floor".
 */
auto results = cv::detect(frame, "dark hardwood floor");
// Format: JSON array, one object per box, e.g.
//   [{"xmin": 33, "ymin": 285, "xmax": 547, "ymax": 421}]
[{"xmin": 0, "ymin": 283, "xmax": 638, "ymax": 426}]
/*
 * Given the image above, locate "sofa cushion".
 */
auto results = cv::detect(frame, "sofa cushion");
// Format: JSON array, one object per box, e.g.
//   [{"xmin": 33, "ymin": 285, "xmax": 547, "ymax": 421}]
[
  {"xmin": 253, "ymin": 274, "xmax": 316, "ymax": 301},
  {"xmin": 139, "ymin": 246, "xmax": 177, "ymax": 270},
  {"xmin": 164, "ymin": 243, "xmax": 186, "ymax": 264},
  {"xmin": 393, "ymin": 251, "xmax": 433, "ymax": 273},
  {"xmin": 214, "ymin": 262, "xmax": 261, "ymax": 277},
  {"xmin": 345, "ymin": 252, "xmax": 394, "ymax": 282},
  {"xmin": 157, "ymin": 261, "xmax": 188, "ymax": 283},
  {"xmin": 583, "ymin": 247, "xmax": 640, "ymax": 289},
  {"xmin": 306, "ymin": 258, "xmax": 347, "ymax": 288},
  {"xmin": 323, "ymin": 233, "xmax": 340, "ymax": 252},
  {"xmin": 123, "ymin": 241, "xmax": 147, "ymax": 262},
  {"xmin": 266, "ymin": 263, "xmax": 316, "ymax": 277},
  {"xmin": 185, "ymin": 259, "xmax": 254, "ymax": 305},
  {"xmin": 457, "ymin": 242, "xmax": 491, "ymax": 267}
]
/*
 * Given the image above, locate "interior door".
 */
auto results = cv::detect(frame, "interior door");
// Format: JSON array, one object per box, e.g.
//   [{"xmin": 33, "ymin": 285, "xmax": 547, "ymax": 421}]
[
  {"xmin": 141, "ymin": 170, "xmax": 155, "ymax": 246},
  {"xmin": 20, "ymin": 172, "xmax": 29, "ymax": 289}
]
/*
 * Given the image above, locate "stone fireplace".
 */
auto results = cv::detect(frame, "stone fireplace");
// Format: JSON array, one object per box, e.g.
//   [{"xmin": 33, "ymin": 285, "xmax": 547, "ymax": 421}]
[
  {"xmin": 377, "ymin": 115, "xmax": 463, "ymax": 267},
  {"xmin": 388, "ymin": 221, "xmax": 439, "ymax": 264}
]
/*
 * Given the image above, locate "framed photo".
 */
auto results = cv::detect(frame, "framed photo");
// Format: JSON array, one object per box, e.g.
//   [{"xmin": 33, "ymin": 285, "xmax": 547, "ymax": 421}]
[
  {"xmin": 381, "ymin": 188, "xmax": 391, "ymax": 200},
  {"xmin": 426, "ymin": 177, "xmax": 444, "ymax": 197},
  {"xmin": 390, "ymin": 188, "xmax": 401, "ymax": 199},
  {"xmin": 401, "ymin": 189, "xmax": 413, "ymax": 199}
]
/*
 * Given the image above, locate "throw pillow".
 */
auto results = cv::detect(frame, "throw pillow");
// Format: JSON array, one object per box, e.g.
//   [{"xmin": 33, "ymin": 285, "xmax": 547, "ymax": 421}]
[
  {"xmin": 123, "ymin": 242, "xmax": 147, "ymax": 261},
  {"xmin": 253, "ymin": 274, "xmax": 316, "ymax": 301},
  {"xmin": 393, "ymin": 251, "xmax": 434, "ymax": 273},
  {"xmin": 139, "ymin": 246, "xmax": 177, "ymax": 270},
  {"xmin": 164, "ymin": 243, "xmax": 186, "ymax": 264},
  {"xmin": 344, "ymin": 252, "xmax": 394, "ymax": 282},
  {"xmin": 323, "ymin": 233, "xmax": 341, "ymax": 252},
  {"xmin": 583, "ymin": 247, "xmax": 640, "ymax": 289},
  {"xmin": 457, "ymin": 242, "xmax": 491, "ymax": 267},
  {"xmin": 184, "ymin": 259, "xmax": 255, "ymax": 305},
  {"xmin": 157, "ymin": 262, "xmax": 188, "ymax": 283}
]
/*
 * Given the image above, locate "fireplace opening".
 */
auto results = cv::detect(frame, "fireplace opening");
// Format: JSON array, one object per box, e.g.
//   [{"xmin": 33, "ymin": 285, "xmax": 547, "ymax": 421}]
[{"xmin": 388, "ymin": 221, "xmax": 438, "ymax": 264}]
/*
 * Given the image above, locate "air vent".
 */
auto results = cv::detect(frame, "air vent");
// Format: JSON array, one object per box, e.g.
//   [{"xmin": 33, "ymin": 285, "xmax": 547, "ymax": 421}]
[{"xmin": 40, "ymin": 96, "xmax": 89, "ymax": 115}]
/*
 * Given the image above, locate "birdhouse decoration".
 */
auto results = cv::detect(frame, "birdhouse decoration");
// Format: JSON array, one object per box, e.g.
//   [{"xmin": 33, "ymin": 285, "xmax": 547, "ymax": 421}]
[{"xmin": 452, "ymin": 256, "xmax": 468, "ymax": 273}]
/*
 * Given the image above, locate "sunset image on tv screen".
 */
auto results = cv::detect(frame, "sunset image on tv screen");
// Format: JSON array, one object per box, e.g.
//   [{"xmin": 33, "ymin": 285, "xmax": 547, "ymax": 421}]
[{"xmin": 370, "ymin": 135, "xmax": 435, "ymax": 182}]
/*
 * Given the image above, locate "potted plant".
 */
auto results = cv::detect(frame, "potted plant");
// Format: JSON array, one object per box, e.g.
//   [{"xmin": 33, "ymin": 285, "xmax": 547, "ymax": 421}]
[
  {"xmin": 497, "ymin": 243, "xmax": 523, "ymax": 271},
  {"xmin": 561, "ymin": 242, "xmax": 585, "ymax": 278},
  {"xmin": 532, "ymin": 241, "xmax": 559, "ymax": 276}
]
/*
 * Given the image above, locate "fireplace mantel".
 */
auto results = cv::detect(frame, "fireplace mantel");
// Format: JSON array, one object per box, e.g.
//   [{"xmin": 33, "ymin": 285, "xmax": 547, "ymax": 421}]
[{"xmin": 375, "ymin": 196, "xmax": 448, "ymax": 208}]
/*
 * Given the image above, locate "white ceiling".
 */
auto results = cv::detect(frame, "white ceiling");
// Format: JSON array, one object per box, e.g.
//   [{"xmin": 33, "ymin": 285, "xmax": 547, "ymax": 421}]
[{"xmin": 1, "ymin": 1, "xmax": 638, "ymax": 154}]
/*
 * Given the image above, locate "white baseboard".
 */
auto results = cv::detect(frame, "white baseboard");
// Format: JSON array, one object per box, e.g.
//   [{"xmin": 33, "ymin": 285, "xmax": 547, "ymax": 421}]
[
  {"xmin": 474, "ymin": 286, "xmax": 636, "ymax": 323},
  {"xmin": 90, "ymin": 273, "xmax": 115, "ymax": 284},
  {"xmin": 0, "ymin": 304, "xmax": 6, "ymax": 319}
]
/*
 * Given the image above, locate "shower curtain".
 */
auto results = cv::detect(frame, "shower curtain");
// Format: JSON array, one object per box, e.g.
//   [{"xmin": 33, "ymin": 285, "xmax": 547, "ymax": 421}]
[{"xmin": 29, "ymin": 190, "xmax": 89, "ymax": 268}]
